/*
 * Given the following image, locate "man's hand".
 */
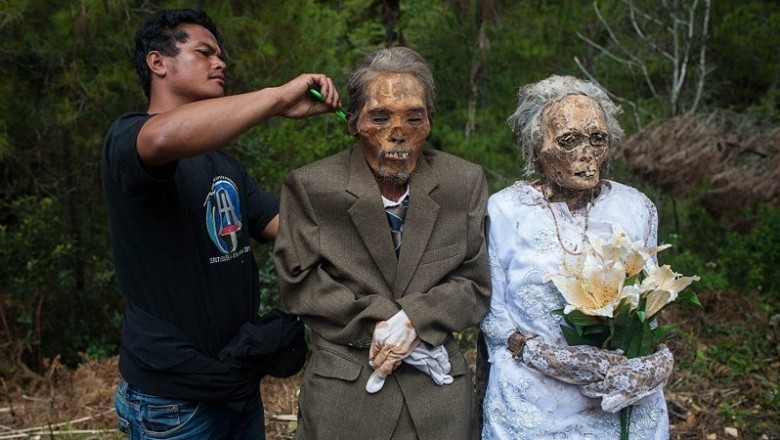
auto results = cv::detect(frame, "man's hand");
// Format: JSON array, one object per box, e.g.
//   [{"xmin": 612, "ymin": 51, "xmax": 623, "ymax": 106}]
[
  {"xmin": 365, "ymin": 310, "xmax": 420, "ymax": 393},
  {"xmin": 274, "ymin": 73, "xmax": 341, "ymax": 119}
]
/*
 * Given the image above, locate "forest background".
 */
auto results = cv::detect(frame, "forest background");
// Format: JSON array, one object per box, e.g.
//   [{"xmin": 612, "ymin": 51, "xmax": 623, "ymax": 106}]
[{"xmin": 0, "ymin": 0, "xmax": 778, "ymax": 438}]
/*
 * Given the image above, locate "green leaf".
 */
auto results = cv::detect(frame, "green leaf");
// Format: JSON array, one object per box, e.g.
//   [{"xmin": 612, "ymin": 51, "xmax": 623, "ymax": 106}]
[
  {"xmin": 611, "ymin": 303, "xmax": 632, "ymax": 343},
  {"xmin": 564, "ymin": 310, "xmax": 605, "ymax": 327},
  {"xmin": 608, "ymin": 302, "xmax": 656, "ymax": 358},
  {"xmin": 560, "ymin": 324, "xmax": 588, "ymax": 346},
  {"xmin": 560, "ymin": 323, "xmax": 610, "ymax": 347},
  {"xmin": 638, "ymin": 320, "xmax": 655, "ymax": 357},
  {"xmin": 674, "ymin": 290, "xmax": 702, "ymax": 308},
  {"xmin": 582, "ymin": 325, "xmax": 610, "ymax": 336},
  {"xmin": 651, "ymin": 323, "xmax": 680, "ymax": 345},
  {"xmin": 622, "ymin": 318, "xmax": 655, "ymax": 358}
]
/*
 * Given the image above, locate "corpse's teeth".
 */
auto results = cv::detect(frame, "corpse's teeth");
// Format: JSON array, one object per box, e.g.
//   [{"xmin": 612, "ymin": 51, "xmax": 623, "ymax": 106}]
[
  {"xmin": 575, "ymin": 170, "xmax": 597, "ymax": 178},
  {"xmin": 386, "ymin": 151, "xmax": 409, "ymax": 159}
]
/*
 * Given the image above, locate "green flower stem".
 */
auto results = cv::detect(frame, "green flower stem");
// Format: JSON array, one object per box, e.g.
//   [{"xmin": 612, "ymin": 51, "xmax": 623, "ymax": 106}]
[{"xmin": 620, "ymin": 406, "xmax": 632, "ymax": 440}]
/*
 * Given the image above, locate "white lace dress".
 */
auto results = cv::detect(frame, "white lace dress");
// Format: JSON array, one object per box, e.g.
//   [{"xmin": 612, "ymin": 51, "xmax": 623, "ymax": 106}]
[{"xmin": 481, "ymin": 180, "xmax": 670, "ymax": 440}]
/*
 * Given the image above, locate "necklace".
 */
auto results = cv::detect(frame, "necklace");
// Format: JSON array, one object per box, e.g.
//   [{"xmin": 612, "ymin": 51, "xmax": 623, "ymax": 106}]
[{"xmin": 544, "ymin": 188, "xmax": 594, "ymax": 256}]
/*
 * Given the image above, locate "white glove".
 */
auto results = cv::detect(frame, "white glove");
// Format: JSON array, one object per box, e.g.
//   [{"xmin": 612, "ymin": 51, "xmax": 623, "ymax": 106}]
[
  {"xmin": 579, "ymin": 344, "xmax": 674, "ymax": 413},
  {"xmin": 366, "ymin": 310, "xmax": 420, "ymax": 393},
  {"xmin": 403, "ymin": 344, "xmax": 454, "ymax": 386}
]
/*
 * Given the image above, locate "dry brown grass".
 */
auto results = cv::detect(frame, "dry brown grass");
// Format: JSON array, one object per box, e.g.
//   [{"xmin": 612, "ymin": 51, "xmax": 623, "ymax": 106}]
[
  {"xmin": 0, "ymin": 355, "xmax": 118, "ymax": 439},
  {"xmin": 1, "ymin": 289, "xmax": 777, "ymax": 439},
  {"xmin": 615, "ymin": 111, "xmax": 780, "ymax": 216}
]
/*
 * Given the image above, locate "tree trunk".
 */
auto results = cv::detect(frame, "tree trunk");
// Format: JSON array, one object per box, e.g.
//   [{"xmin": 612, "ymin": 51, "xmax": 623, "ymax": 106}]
[
  {"xmin": 371, "ymin": 0, "xmax": 404, "ymax": 47},
  {"xmin": 465, "ymin": 0, "xmax": 497, "ymax": 137}
]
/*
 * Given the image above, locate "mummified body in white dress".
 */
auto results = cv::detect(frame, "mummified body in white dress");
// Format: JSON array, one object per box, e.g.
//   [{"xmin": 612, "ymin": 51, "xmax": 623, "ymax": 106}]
[{"xmin": 481, "ymin": 180, "xmax": 670, "ymax": 440}]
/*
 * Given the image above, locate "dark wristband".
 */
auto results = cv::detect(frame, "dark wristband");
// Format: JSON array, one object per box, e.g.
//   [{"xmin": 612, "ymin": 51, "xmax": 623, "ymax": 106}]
[{"xmin": 507, "ymin": 331, "xmax": 527, "ymax": 360}]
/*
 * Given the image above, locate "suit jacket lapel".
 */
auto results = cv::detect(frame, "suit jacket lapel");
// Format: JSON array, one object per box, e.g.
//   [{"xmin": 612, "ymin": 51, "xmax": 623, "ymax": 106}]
[
  {"xmin": 394, "ymin": 156, "xmax": 439, "ymax": 296},
  {"xmin": 346, "ymin": 148, "xmax": 398, "ymax": 288}
]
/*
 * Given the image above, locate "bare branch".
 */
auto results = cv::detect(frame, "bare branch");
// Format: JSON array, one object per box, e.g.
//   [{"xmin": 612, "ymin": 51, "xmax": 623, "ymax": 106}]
[
  {"xmin": 592, "ymin": 0, "xmax": 659, "ymax": 100},
  {"xmin": 579, "ymin": 0, "xmax": 712, "ymax": 119},
  {"xmin": 691, "ymin": 0, "xmax": 711, "ymax": 111},
  {"xmin": 624, "ymin": 0, "xmax": 674, "ymax": 62},
  {"xmin": 575, "ymin": 32, "xmax": 634, "ymax": 67},
  {"xmin": 624, "ymin": 0, "xmax": 666, "ymax": 28},
  {"xmin": 592, "ymin": 1, "xmax": 632, "ymax": 61},
  {"xmin": 0, "ymin": 409, "xmax": 115, "ymax": 438},
  {"xmin": 574, "ymin": 56, "xmax": 655, "ymax": 130}
]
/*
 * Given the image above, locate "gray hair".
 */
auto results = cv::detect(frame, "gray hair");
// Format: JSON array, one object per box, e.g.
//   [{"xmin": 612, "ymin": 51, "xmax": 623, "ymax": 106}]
[
  {"xmin": 507, "ymin": 75, "xmax": 623, "ymax": 176},
  {"xmin": 346, "ymin": 47, "xmax": 435, "ymax": 134}
]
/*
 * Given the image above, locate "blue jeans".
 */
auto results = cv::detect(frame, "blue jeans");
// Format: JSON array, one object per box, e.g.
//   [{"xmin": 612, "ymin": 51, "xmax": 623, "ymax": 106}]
[{"xmin": 114, "ymin": 379, "xmax": 265, "ymax": 439}]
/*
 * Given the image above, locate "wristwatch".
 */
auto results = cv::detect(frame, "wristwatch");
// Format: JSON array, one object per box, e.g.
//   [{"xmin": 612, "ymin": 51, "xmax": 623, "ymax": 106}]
[{"xmin": 507, "ymin": 331, "xmax": 527, "ymax": 360}]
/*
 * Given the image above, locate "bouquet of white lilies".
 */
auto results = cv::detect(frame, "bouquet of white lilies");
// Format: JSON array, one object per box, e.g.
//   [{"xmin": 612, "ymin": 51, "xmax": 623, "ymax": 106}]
[{"xmin": 546, "ymin": 224, "xmax": 701, "ymax": 439}]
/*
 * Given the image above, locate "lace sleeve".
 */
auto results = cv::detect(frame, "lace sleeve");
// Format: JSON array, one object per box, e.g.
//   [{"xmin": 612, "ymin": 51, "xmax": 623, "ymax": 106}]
[
  {"xmin": 521, "ymin": 337, "xmax": 624, "ymax": 385},
  {"xmin": 580, "ymin": 344, "xmax": 674, "ymax": 413}
]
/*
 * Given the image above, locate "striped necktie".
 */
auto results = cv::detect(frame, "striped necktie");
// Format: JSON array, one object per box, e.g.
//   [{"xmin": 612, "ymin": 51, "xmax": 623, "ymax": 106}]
[{"xmin": 385, "ymin": 197, "xmax": 408, "ymax": 256}]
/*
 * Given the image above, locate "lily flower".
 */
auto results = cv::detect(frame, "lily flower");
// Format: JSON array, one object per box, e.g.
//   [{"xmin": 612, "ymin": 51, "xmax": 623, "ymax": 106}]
[
  {"xmin": 548, "ymin": 253, "xmax": 627, "ymax": 317},
  {"xmin": 619, "ymin": 284, "xmax": 641, "ymax": 310},
  {"xmin": 640, "ymin": 265, "xmax": 701, "ymax": 317},
  {"xmin": 588, "ymin": 225, "xmax": 671, "ymax": 277}
]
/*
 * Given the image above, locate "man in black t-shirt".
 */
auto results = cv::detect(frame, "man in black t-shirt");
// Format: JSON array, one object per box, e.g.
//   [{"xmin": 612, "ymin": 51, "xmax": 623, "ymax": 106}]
[{"xmin": 102, "ymin": 9, "xmax": 341, "ymax": 439}]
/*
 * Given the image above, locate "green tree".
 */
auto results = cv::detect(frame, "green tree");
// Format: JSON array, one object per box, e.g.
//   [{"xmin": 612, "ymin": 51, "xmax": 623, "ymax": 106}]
[
  {"xmin": 0, "ymin": 0, "xmax": 140, "ymax": 368},
  {"xmin": 709, "ymin": 0, "xmax": 780, "ymax": 122},
  {"xmin": 0, "ymin": 0, "xmax": 777, "ymax": 375}
]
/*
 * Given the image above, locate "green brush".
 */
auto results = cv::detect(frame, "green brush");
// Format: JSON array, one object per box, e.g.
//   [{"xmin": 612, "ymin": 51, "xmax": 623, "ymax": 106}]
[{"xmin": 309, "ymin": 89, "xmax": 347, "ymax": 122}]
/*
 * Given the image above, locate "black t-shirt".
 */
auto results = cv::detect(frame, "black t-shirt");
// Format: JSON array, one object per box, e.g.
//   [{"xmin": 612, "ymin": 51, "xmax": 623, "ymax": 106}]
[{"xmin": 102, "ymin": 112, "xmax": 278, "ymax": 400}]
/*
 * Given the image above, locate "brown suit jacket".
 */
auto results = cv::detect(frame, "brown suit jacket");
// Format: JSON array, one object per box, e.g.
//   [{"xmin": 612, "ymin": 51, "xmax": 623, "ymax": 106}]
[{"xmin": 274, "ymin": 146, "xmax": 491, "ymax": 440}]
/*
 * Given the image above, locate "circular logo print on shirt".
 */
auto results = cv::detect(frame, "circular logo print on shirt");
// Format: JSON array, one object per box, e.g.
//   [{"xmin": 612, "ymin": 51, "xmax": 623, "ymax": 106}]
[{"xmin": 204, "ymin": 177, "xmax": 243, "ymax": 254}]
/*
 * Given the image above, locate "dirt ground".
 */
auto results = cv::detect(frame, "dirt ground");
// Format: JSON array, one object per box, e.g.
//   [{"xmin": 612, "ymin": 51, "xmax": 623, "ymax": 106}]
[
  {"xmin": 0, "ymin": 355, "xmax": 304, "ymax": 439},
  {"xmin": 0, "ymin": 289, "xmax": 776, "ymax": 439}
]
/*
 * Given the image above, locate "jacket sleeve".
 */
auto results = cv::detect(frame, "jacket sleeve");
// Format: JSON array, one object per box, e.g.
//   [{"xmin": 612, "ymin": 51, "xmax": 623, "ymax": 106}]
[
  {"xmin": 274, "ymin": 170, "xmax": 399, "ymax": 346},
  {"xmin": 396, "ymin": 167, "xmax": 492, "ymax": 346}
]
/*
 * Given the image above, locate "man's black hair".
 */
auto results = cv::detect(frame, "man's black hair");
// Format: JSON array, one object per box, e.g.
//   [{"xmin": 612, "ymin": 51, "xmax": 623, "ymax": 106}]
[{"xmin": 134, "ymin": 9, "xmax": 222, "ymax": 98}]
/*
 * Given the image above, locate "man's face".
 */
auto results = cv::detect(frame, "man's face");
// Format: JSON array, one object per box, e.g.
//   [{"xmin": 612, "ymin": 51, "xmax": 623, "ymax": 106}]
[
  {"xmin": 163, "ymin": 23, "xmax": 226, "ymax": 102},
  {"xmin": 538, "ymin": 94, "xmax": 608, "ymax": 191},
  {"xmin": 354, "ymin": 73, "xmax": 430, "ymax": 187}
]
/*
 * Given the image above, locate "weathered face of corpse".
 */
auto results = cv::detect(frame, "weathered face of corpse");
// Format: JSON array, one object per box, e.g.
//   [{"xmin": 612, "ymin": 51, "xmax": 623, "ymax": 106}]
[
  {"xmin": 354, "ymin": 73, "xmax": 430, "ymax": 188},
  {"xmin": 538, "ymin": 94, "xmax": 608, "ymax": 191}
]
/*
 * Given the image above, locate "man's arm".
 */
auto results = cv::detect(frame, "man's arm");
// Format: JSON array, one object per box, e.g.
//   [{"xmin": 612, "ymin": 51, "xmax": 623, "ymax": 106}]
[
  {"xmin": 137, "ymin": 73, "xmax": 340, "ymax": 167},
  {"xmin": 396, "ymin": 167, "xmax": 492, "ymax": 347},
  {"xmin": 365, "ymin": 167, "xmax": 491, "ymax": 387},
  {"xmin": 260, "ymin": 215, "xmax": 279, "ymax": 240},
  {"xmin": 274, "ymin": 170, "xmax": 400, "ymax": 344}
]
